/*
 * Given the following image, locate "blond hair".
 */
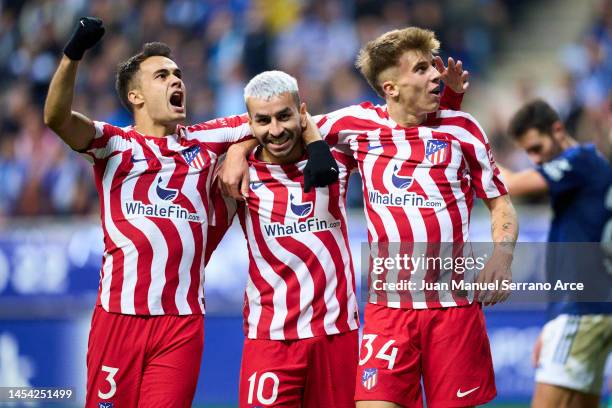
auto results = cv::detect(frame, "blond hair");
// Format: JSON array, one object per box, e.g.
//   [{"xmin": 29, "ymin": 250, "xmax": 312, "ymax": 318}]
[
  {"xmin": 356, "ymin": 27, "xmax": 440, "ymax": 97},
  {"xmin": 244, "ymin": 70, "xmax": 299, "ymax": 103}
]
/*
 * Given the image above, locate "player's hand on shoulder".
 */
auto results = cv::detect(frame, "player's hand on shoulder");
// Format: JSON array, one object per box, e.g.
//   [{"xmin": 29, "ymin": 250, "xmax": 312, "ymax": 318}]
[
  {"xmin": 218, "ymin": 145, "xmax": 250, "ymax": 201},
  {"xmin": 304, "ymin": 140, "xmax": 339, "ymax": 193},
  {"xmin": 64, "ymin": 17, "xmax": 105, "ymax": 61}
]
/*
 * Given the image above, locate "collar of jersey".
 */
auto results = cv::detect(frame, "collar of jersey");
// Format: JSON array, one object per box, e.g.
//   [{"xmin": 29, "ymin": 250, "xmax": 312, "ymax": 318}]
[
  {"xmin": 381, "ymin": 104, "xmax": 439, "ymax": 129},
  {"xmin": 125, "ymin": 124, "xmax": 182, "ymax": 140}
]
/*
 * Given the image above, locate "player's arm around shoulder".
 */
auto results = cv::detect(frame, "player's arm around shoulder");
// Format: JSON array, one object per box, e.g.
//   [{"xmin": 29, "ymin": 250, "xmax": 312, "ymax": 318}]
[
  {"xmin": 314, "ymin": 103, "xmax": 374, "ymax": 146},
  {"xmin": 183, "ymin": 114, "xmax": 252, "ymax": 148},
  {"xmin": 216, "ymin": 137, "xmax": 259, "ymax": 201},
  {"xmin": 302, "ymin": 113, "xmax": 339, "ymax": 193},
  {"xmin": 218, "ymin": 111, "xmax": 339, "ymax": 200},
  {"xmin": 43, "ymin": 17, "xmax": 105, "ymax": 152},
  {"xmin": 183, "ymin": 114, "xmax": 256, "ymax": 200}
]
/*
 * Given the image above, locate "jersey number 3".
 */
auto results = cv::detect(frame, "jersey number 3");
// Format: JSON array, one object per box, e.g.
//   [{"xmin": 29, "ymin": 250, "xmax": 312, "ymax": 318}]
[{"xmin": 98, "ymin": 365, "xmax": 119, "ymax": 399}]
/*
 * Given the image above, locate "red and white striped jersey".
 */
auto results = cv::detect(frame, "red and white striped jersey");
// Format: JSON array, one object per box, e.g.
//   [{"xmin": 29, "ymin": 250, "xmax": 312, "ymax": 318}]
[
  {"xmin": 316, "ymin": 105, "xmax": 508, "ymax": 309},
  {"xmin": 211, "ymin": 148, "xmax": 360, "ymax": 340},
  {"xmin": 85, "ymin": 116, "xmax": 250, "ymax": 315}
]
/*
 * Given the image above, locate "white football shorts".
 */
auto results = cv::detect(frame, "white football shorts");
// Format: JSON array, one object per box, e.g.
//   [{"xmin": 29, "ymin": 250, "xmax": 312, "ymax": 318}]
[{"xmin": 535, "ymin": 314, "xmax": 612, "ymax": 394}]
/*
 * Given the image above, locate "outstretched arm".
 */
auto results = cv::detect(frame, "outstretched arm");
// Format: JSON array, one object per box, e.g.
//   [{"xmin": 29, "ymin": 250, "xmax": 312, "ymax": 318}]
[
  {"xmin": 43, "ymin": 17, "xmax": 105, "ymax": 151},
  {"xmin": 498, "ymin": 165, "xmax": 548, "ymax": 196}
]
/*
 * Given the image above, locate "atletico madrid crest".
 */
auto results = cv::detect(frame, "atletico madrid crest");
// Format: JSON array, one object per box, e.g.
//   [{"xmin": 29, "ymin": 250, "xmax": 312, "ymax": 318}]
[
  {"xmin": 362, "ymin": 368, "xmax": 378, "ymax": 390},
  {"xmin": 182, "ymin": 145, "xmax": 206, "ymax": 170},
  {"xmin": 425, "ymin": 140, "xmax": 449, "ymax": 165}
]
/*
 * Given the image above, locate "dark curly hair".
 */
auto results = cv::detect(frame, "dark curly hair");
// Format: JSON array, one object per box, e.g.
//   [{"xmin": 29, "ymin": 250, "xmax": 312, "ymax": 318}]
[{"xmin": 508, "ymin": 99, "xmax": 561, "ymax": 139}]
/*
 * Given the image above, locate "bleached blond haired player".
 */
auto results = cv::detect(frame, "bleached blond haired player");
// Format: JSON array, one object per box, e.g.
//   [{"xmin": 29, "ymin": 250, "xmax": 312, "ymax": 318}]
[{"xmin": 207, "ymin": 70, "xmax": 360, "ymax": 407}]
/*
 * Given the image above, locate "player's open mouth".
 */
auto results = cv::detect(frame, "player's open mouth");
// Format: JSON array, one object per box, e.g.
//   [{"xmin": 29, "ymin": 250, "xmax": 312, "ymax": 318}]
[
  {"xmin": 429, "ymin": 87, "xmax": 440, "ymax": 96},
  {"xmin": 169, "ymin": 91, "xmax": 184, "ymax": 112}
]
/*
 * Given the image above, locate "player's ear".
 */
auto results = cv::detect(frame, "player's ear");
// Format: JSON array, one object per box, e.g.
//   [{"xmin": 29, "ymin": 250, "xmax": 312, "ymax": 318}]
[
  {"xmin": 299, "ymin": 102, "xmax": 307, "ymax": 129},
  {"xmin": 128, "ymin": 88, "xmax": 144, "ymax": 109},
  {"xmin": 551, "ymin": 120, "xmax": 565, "ymax": 142},
  {"xmin": 381, "ymin": 80, "xmax": 398, "ymax": 99},
  {"xmin": 245, "ymin": 100, "xmax": 253, "ymax": 126}
]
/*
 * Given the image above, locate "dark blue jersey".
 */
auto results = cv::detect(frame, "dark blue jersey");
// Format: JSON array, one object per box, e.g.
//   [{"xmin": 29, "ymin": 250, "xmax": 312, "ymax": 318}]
[{"xmin": 537, "ymin": 144, "xmax": 612, "ymax": 316}]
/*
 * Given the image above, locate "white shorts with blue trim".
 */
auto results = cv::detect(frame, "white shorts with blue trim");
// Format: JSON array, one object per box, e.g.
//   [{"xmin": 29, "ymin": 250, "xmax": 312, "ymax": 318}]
[{"xmin": 535, "ymin": 314, "xmax": 612, "ymax": 394}]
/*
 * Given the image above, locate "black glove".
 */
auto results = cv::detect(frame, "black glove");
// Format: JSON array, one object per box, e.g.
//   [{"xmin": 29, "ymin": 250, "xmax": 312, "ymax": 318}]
[
  {"xmin": 63, "ymin": 17, "xmax": 105, "ymax": 60},
  {"xmin": 303, "ymin": 141, "xmax": 339, "ymax": 193}
]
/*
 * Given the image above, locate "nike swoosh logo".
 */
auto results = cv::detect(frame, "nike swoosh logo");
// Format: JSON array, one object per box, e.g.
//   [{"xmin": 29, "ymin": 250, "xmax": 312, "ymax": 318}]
[
  {"xmin": 250, "ymin": 182, "xmax": 264, "ymax": 190},
  {"xmin": 367, "ymin": 145, "xmax": 382, "ymax": 151},
  {"xmin": 131, "ymin": 156, "xmax": 150, "ymax": 163},
  {"xmin": 456, "ymin": 386, "xmax": 480, "ymax": 398}
]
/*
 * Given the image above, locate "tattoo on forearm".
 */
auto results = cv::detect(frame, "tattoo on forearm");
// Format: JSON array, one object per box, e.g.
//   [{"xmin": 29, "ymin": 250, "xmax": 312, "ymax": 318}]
[{"xmin": 489, "ymin": 197, "xmax": 519, "ymax": 245}]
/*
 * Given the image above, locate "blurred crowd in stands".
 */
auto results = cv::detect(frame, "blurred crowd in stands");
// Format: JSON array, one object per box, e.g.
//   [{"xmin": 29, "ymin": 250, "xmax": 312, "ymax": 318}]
[
  {"xmin": 488, "ymin": 0, "xmax": 612, "ymax": 175},
  {"xmin": 0, "ymin": 0, "xmax": 609, "ymax": 218}
]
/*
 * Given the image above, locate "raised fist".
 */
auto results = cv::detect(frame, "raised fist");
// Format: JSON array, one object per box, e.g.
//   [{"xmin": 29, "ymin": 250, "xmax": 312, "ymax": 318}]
[{"xmin": 63, "ymin": 17, "xmax": 105, "ymax": 61}]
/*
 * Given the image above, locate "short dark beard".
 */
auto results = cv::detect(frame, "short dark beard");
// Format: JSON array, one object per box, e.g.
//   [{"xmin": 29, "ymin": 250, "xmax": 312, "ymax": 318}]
[{"xmin": 261, "ymin": 129, "xmax": 304, "ymax": 164}]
